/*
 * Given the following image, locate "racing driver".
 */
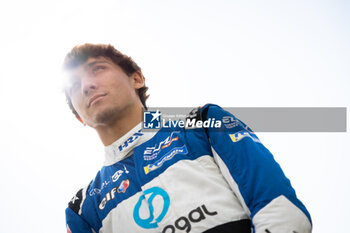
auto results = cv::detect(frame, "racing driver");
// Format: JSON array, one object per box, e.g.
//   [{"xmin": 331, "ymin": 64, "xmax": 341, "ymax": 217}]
[{"xmin": 63, "ymin": 43, "xmax": 312, "ymax": 233}]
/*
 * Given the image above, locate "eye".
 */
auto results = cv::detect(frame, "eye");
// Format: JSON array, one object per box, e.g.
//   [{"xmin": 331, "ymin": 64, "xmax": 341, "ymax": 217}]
[{"xmin": 92, "ymin": 65, "xmax": 105, "ymax": 74}]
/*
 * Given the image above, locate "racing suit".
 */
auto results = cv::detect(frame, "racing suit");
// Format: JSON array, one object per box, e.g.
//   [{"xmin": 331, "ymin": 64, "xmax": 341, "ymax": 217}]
[{"xmin": 66, "ymin": 104, "xmax": 312, "ymax": 233}]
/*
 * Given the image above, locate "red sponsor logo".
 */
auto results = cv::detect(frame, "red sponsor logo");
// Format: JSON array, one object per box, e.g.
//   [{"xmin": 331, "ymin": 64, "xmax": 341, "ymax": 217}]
[
  {"xmin": 117, "ymin": 179, "xmax": 130, "ymax": 193},
  {"xmin": 161, "ymin": 136, "xmax": 178, "ymax": 149}
]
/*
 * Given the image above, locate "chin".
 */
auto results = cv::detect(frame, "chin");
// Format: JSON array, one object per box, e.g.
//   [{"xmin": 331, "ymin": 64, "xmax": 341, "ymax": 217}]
[{"xmin": 93, "ymin": 107, "xmax": 122, "ymax": 125}]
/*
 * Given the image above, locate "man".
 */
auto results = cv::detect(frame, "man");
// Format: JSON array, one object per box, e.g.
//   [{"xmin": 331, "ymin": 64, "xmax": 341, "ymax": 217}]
[{"xmin": 64, "ymin": 43, "xmax": 312, "ymax": 233}]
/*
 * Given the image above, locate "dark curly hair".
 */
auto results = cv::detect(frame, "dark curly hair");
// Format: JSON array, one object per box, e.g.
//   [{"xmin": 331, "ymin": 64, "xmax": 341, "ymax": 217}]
[{"xmin": 63, "ymin": 43, "xmax": 149, "ymax": 119}]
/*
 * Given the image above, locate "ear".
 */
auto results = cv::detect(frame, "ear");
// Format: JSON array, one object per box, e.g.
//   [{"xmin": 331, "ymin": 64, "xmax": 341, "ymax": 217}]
[{"xmin": 130, "ymin": 71, "xmax": 145, "ymax": 90}]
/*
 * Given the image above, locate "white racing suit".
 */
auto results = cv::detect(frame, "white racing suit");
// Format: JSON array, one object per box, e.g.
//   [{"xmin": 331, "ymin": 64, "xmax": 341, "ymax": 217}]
[{"xmin": 66, "ymin": 104, "xmax": 312, "ymax": 233}]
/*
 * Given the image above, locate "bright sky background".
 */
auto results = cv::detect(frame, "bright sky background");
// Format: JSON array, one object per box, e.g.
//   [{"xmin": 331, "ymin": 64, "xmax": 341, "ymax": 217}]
[{"xmin": 0, "ymin": 0, "xmax": 349, "ymax": 232}]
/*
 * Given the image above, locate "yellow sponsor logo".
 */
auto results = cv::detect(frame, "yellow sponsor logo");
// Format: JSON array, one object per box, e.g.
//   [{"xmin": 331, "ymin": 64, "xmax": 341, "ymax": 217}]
[
  {"xmin": 229, "ymin": 131, "xmax": 260, "ymax": 143},
  {"xmin": 144, "ymin": 165, "xmax": 150, "ymax": 174}
]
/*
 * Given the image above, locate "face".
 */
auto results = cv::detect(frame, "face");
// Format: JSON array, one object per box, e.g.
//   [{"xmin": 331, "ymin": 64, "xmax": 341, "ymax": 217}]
[{"xmin": 66, "ymin": 57, "xmax": 143, "ymax": 128}]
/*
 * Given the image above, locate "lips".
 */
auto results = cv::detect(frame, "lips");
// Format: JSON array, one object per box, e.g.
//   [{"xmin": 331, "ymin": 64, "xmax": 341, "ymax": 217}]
[{"xmin": 88, "ymin": 94, "xmax": 107, "ymax": 107}]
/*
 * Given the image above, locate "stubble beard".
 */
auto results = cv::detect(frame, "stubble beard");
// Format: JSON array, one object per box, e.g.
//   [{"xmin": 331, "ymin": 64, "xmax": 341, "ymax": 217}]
[{"xmin": 93, "ymin": 106, "xmax": 122, "ymax": 126}]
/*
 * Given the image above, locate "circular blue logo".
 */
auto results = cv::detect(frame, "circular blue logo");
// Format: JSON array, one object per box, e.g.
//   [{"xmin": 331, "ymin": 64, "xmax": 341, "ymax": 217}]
[{"xmin": 133, "ymin": 187, "xmax": 170, "ymax": 229}]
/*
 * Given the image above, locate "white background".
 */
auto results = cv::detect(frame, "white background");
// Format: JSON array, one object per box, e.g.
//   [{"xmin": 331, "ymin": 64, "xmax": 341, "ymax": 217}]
[{"xmin": 0, "ymin": 0, "xmax": 349, "ymax": 232}]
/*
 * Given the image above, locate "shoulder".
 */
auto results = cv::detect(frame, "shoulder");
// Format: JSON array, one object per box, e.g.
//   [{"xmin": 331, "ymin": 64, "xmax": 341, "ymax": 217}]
[
  {"xmin": 186, "ymin": 104, "xmax": 233, "ymax": 127},
  {"xmin": 187, "ymin": 104, "xmax": 253, "ymax": 133},
  {"xmin": 67, "ymin": 181, "xmax": 92, "ymax": 215},
  {"xmin": 187, "ymin": 103, "xmax": 226, "ymax": 120},
  {"xmin": 67, "ymin": 167, "xmax": 107, "ymax": 213}
]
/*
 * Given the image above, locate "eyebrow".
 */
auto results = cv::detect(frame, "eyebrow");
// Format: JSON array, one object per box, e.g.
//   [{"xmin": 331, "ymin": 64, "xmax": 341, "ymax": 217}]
[
  {"xmin": 85, "ymin": 60, "xmax": 109, "ymax": 69},
  {"xmin": 67, "ymin": 60, "xmax": 110, "ymax": 83}
]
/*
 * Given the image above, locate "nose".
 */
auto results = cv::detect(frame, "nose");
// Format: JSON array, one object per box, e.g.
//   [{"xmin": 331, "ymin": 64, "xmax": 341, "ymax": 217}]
[{"xmin": 82, "ymin": 77, "xmax": 97, "ymax": 96}]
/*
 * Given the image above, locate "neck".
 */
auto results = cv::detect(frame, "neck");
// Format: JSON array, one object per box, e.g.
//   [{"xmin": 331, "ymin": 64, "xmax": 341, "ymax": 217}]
[{"xmin": 95, "ymin": 104, "xmax": 144, "ymax": 146}]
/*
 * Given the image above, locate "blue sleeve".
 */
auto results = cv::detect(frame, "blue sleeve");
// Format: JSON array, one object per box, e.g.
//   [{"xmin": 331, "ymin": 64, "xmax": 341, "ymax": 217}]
[
  {"xmin": 65, "ymin": 185, "xmax": 95, "ymax": 233},
  {"xmin": 201, "ymin": 104, "xmax": 312, "ymax": 233},
  {"xmin": 66, "ymin": 207, "xmax": 94, "ymax": 233}
]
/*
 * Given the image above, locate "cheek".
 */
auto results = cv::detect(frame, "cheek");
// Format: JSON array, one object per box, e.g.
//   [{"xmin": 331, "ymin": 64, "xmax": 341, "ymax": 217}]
[
  {"xmin": 70, "ymin": 95, "xmax": 85, "ymax": 115},
  {"xmin": 111, "ymin": 78, "xmax": 135, "ymax": 97}
]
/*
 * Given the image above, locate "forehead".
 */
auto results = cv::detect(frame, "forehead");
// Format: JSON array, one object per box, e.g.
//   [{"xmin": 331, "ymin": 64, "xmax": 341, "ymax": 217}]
[
  {"xmin": 73, "ymin": 56, "xmax": 113, "ymax": 72},
  {"xmin": 66, "ymin": 57, "xmax": 116, "ymax": 83}
]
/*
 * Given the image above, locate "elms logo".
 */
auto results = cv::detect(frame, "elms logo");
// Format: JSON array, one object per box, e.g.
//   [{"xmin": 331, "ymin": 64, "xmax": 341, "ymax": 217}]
[{"xmin": 143, "ymin": 110, "xmax": 161, "ymax": 129}]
